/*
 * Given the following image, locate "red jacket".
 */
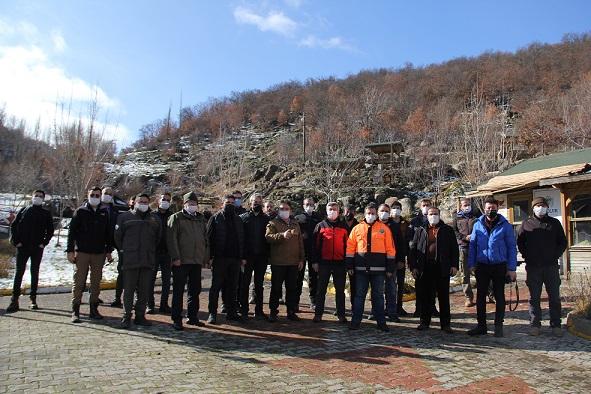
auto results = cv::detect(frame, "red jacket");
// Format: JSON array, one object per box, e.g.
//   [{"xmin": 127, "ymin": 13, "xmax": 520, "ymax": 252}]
[{"xmin": 312, "ymin": 219, "xmax": 349, "ymax": 264}]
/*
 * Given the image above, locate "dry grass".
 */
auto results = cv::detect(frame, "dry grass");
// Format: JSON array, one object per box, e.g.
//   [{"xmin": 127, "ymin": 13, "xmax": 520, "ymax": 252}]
[
  {"xmin": 0, "ymin": 239, "xmax": 16, "ymax": 278},
  {"xmin": 566, "ymin": 269, "xmax": 591, "ymax": 319}
]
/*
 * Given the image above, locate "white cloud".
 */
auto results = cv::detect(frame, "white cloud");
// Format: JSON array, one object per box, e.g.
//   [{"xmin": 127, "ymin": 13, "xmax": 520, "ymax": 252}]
[
  {"xmin": 233, "ymin": 7, "xmax": 297, "ymax": 37},
  {"xmin": 50, "ymin": 30, "xmax": 67, "ymax": 53},
  {"xmin": 298, "ymin": 35, "xmax": 356, "ymax": 52},
  {"xmin": 0, "ymin": 20, "xmax": 131, "ymax": 148}
]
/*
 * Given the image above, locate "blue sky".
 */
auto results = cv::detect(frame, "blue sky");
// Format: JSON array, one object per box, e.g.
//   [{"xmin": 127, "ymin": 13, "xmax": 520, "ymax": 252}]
[{"xmin": 0, "ymin": 0, "xmax": 590, "ymax": 147}]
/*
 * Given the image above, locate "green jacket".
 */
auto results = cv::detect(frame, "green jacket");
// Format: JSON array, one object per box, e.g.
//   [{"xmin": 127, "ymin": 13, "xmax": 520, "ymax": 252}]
[
  {"xmin": 265, "ymin": 217, "xmax": 305, "ymax": 266},
  {"xmin": 167, "ymin": 210, "xmax": 209, "ymax": 265},
  {"xmin": 114, "ymin": 210, "xmax": 162, "ymax": 270}
]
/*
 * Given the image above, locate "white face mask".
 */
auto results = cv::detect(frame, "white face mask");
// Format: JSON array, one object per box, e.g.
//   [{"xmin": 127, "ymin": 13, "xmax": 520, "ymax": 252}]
[
  {"xmin": 421, "ymin": 206, "xmax": 430, "ymax": 215},
  {"xmin": 390, "ymin": 208, "xmax": 402, "ymax": 218},
  {"xmin": 533, "ymin": 206, "xmax": 547, "ymax": 217},
  {"xmin": 428, "ymin": 215, "xmax": 440, "ymax": 225},
  {"xmin": 32, "ymin": 196, "xmax": 43, "ymax": 206},
  {"xmin": 101, "ymin": 195, "xmax": 113, "ymax": 204},
  {"xmin": 159, "ymin": 201, "xmax": 171, "ymax": 210},
  {"xmin": 378, "ymin": 211, "xmax": 390, "ymax": 221},
  {"xmin": 185, "ymin": 205, "xmax": 198, "ymax": 214},
  {"xmin": 136, "ymin": 203, "xmax": 149, "ymax": 213},
  {"xmin": 462, "ymin": 206, "xmax": 472, "ymax": 214},
  {"xmin": 365, "ymin": 214, "xmax": 377, "ymax": 224},
  {"xmin": 88, "ymin": 197, "xmax": 101, "ymax": 207},
  {"xmin": 326, "ymin": 210, "xmax": 339, "ymax": 220},
  {"xmin": 279, "ymin": 210, "xmax": 290, "ymax": 220},
  {"xmin": 304, "ymin": 206, "xmax": 314, "ymax": 215}
]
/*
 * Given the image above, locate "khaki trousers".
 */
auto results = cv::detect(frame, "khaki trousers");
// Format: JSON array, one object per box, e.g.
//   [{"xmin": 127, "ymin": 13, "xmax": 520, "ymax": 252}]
[{"xmin": 72, "ymin": 252, "xmax": 105, "ymax": 306}]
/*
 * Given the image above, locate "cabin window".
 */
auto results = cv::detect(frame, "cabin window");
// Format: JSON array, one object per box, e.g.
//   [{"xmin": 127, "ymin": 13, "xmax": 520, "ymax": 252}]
[{"xmin": 571, "ymin": 194, "xmax": 591, "ymax": 247}]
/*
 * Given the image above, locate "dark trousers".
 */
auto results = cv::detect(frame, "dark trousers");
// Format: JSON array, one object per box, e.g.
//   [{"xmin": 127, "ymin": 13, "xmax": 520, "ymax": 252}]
[
  {"xmin": 475, "ymin": 263, "xmax": 506, "ymax": 327},
  {"xmin": 315, "ymin": 263, "xmax": 346, "ymax": 317},
  {"xmin": 171, "ymin": 264, "xmax": 202, "ymax": 322},
  {"xmin": 270, "ymin": 265, "xmax": 299, "ymax": 314},
  {"xmin": 148, "ymin": 253, "xmax": 172, "ymax": 309},
  {"xmin": 114, "ymin": 250, "xmax": 124, "ymax": 301},
  {"xmin": 348, "ymin": 271, "xmax": 356, "ymax": 310},
  {"xmin": 414, "ymin": 271, "xmax": 437, "ymax": 316},
  {"xmin": 12, "ymin": 246, "xmax": 44, "ymax": 300},
  {"xmin": 396, "ymin": 267, "xmax": 405, "ymax": 312},
  {"xmin": 526, "ymin": 264, "xmax": 562, "ymax": 328},
  {"xmin": 208, "ymin": 258, "xmax": 240, "ymax": 315},
  {"xmin": 418, "ymin": 263, "xmax": 451, "ymax": 327},
  {"xmin": 122, "ymin": 267, "xmax": 153, "ymax": 319},
  {"xmin": 297, "ymin": 260, "xmax": 318, "ymax": 305},
  {"xmin": 352, "ymin": 271, "xmax": 386, "ymax": 325},
  {"xmin": 239, "ymin": 255, "xmax": 268, "ymax": 315}
]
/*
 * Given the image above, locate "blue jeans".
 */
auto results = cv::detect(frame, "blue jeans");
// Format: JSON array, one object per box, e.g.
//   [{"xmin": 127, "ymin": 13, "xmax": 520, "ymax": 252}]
[
  {"xmin": 371, "ymin": 274, "xmax": 397, "ymax": 318},
  {"xmin": 352, "ymin": 271, "xmax": 386, "ymax": 325}
]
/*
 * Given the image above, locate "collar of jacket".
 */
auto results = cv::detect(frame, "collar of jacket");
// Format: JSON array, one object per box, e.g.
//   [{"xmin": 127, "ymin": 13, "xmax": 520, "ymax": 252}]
[
  {"xmin": 81, "ymin": 202, "xmax": 102, "ymax": 212},
  {"xmin": 478, "ymin": 213, "xmax": 507, "ymax": 227},
  {"xmin": 456, "ymin": 210, "xmax": 474, "ymax": 219},
  {"xmin": 182, "ymin": 209, "xmax": 200, "ymax": 220}
]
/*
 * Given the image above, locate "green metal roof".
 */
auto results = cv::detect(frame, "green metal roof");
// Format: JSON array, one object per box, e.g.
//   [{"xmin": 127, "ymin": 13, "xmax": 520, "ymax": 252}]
[{"xmin": 500, "ymin": 148, "xmax": 591, "ymax": 176}]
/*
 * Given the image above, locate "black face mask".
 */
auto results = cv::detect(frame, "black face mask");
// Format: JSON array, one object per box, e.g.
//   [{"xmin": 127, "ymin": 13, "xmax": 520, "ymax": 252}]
[
  {"xmin": 253, "ymin": 204, "xmax": 262, "ymax": 213},
  {"xmin": 486, "ymin": 210, "xmax": 498, "ymax": 219},
  {"xmin": 224, "ymin": 204, "xmax": 235, "ymax": 214},
  {"xmin": 345, "ymin": 212, "xmax": 354, "ymax": 220}
]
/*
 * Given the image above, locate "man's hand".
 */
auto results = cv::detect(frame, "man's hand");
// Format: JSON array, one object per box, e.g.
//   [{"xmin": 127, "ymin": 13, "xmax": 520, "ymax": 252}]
[
  {"xmin": 106, "ymin": 252, "xmax": 114, "ymax": 263},
  {"xmin": 172, "ymin": 259, "xmax": 182, "ymax": 267},
  {"xmin": 284, "ymin": 230, "xmax": 293, "ymax": 239},
  {"xmin": 16, "ymin": 243, "xmax": 23, "ymax": 248},
  {"xmin": 67, "ymin": 252, "xmax": 76, "ymax": 264},
  {"xmin": 240, "ymin": 259, "xmax": 247, "ymax": 267},
  {"xmin": 470, "ymin": 267, "xmax": 476, "ymax": 275},
  {"xmin": 450, "ymin": 267, "xmax": 458, "ymax": 276},
  {"xmin": 386, "ymin": 272, "xmax": 393, "ymax": 278},
  {"xmin": 312, "ymin": 263, "xmax": 319, "ymax": 273},
  {"xmin": 348, "ymin": 269, "xmax": 354, "ymax": 276},
  {"xmin": 507, "ymin": 271, "xmax": 517, "ymax": 282},
  {"xmin": 39, "ymin": 244, "xmax": 45, "ymax": 249},
  {"xmin": 412, "ymin": 269, "xmax": 419, "ymax": 280},
  {"xmin": 297, "ymin": 261, "xmax": 304, "ymax": 271},
  {"xmin": 465, "ymin": 235, "xmax": 471, "ymax": 241}
]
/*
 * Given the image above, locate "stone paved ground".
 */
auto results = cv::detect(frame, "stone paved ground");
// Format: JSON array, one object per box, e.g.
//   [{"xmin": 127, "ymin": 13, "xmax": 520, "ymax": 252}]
[{"xmin": 1, "ymin": 274, "xmax": 591, "ymax": 393}]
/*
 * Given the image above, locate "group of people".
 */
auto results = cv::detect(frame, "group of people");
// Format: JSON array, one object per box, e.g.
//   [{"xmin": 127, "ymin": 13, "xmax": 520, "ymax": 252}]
[{"xmin": 6, "ymin": 188, "xmax": 567, "ymax": 337}]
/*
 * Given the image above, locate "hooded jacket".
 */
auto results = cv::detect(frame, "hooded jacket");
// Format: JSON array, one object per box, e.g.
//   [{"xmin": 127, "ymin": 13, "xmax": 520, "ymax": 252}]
[
  {"xmin": 468, "ymin": 214, "xmax": 518, "ymax": 271},
  {"xmin": 115, "ymin": 209, "xmax": 162, "ymax": 270}
]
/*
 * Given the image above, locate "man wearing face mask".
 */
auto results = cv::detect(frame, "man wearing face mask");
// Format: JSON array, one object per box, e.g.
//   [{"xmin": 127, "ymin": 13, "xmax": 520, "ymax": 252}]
[
  {"xmin": 110, "ymin": 195, "xmax": 136, "ymax": 308},
  {"xmin": 7, "ymin": 189, "xmax": 54, "ymax": 313},
  {"xmin": 452, "ymin": 198, "xmax": 478, "ymax": 307},
  {"xmin": 517, "ymin": 197, "xmax": 567, "ymax": 337},
  {"xmin": 342, "ymin": 204, "xmax": 359, "ymax": 312},
  {"xmin": 147, "ymin": 192, "xmax": 174, "ymax": 314},
  {"xmin": 167, "ymin": 192, "xmax": 209, "ymax": 330},
  {"xmin": 115, "ymin": 193, "xmax": 162, "ymax": 329},
  {"xmin": 311, "ymin": 202, "xmax": 349, "ymax": 323},
  {"xmin": 265, "ymin": 200, "xmax": 305, "ymax": 322},
  {"xmin": 239, "ymin": 193, "xmax": 269, "ymax": 320},
  {"xmin": 467, "ymin": 196, "xmax": 517, "ymax": 337},
  {"xmin": 346, "ymin": 203, "xmax": 396, "ymax": 332},
  {"xmin": 206, "ymin": 194, "xmax": 246, "ymax": 324},
  {"xmin": 67, "ymin": 187, "xmax": 113, "ymax": 323},
  {"xmin": 233, "ymin": 190, "xmax": 247, "ymax": 216},
  {"xmin": 389, "ymin": 200, "xmax": 411, "ymax": 317},
  {"xmin": 409, "ymin": 198, "xmax": 439, "ymax": 318},
  {"xmin": 409, "ymin": 207, "xmax": 458, "ymax": 333},
  {"xmin": 295, "ymin": 197, "xmax": 323, "ymax": 311},
  {"xmin": 372, "ymin": 203, "xmax": 407, "ymax": 323}
]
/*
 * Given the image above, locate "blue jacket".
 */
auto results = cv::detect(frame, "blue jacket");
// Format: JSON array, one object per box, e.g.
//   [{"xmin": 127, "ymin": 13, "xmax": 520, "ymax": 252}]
[{"xmin": 468, "ymin": 214, "xmax": 517, "ymax": 271}]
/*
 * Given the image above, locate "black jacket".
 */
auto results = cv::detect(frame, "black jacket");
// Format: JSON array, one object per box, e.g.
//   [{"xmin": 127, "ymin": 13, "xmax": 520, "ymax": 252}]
[
  {"xmin": 100, "ymin": 202, "xmax": 121, "ymax": 250},
  {"xmin": 408, "ymin": 221, "xmax": 459, "ymax": 278},
  {"xmin": 207, "ymin": 209, "xmax": 245, "ymax": 260},
  {"xmin": 240, "ymin": 210, "xmax": 269, "ymax": 258},
  {"xmin": 66, "ymin": 203, "xmax": 112, "ymax": 254},
  {"xmin": 155, "ymin": 208, "xmax": 173, "ymax": 254},
  {"xmin": 517, "ymin": 215, "xmax": 567, "ymax": 267},
  {"xmin": 10, "ymin": 205, "xmax": 54, "ymax": 248},
  {"xmin": 295, "ymin": 211, "xmax": 324, "ymax": 260},
  {"xmin": 384, "ymin": 219, "xmax": 409, "ymax": 263},
  {"xmin": 452, "ymin": 212, "xmax": 478, "ymax": 248}
]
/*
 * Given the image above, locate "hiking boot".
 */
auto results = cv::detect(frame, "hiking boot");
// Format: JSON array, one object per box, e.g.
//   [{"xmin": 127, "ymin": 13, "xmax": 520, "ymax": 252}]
[
  {"xmin": 172, "ymin": 320, "xmax": 184, "ymax": 331},
  {"xmin": 186, "ymin": 318, "xmax": 205, "ymax": 327},
  {"xmin": 119, "ymin": 317, "xmax": 132, "ymax": 329},
  {"xmin": 71, "ymin": 304, "xmax": 81, "ymax": 323},
  {"xmin": 494, "ymin": 325, "xmax": 504, "ymax": 338},
  {"xmin": 417, "ymin": 323, "xmax": 430, "ymax": 331},
  {"xmin": 89, "ymin": 303, "xmax": 103, "ymax": 320},
  {"xmin": 552, "ymin": 326, "xmax": 563, "ymax": 337},
  {"xmin": 110, "ymin": 299, "xmax": 123, "ymax": 308},
  {"xmin": 6, "ymin": 300, "xmax": 19, "ymax": 313},
  {"xmin": 312, "ymin": 315, "xmax": 322, "ymax": 323},
  {"xmin": 467, "ymin": 326, "xmax": 488, "ymax": 336},
  {"xmin": 207, "ymin": 313, "xmax": 217, "ymax": 324},
  {"xmin": 337, "ymin": 315, "xmax": 348, "ymax": 324},
  {"xmin": 529, "ymin": 326, "xmax": 541, "ymax": 336},
  {"xmin": 134, "ymin": 316, "xmax": 152, "ymax": 326},
  {"xmin": 29, "ymin": 296, "xmax": 39, "ymax": 310},
  {"xmin": 287, "ymin": 313, "xmax": 301, "ymax": 322}
]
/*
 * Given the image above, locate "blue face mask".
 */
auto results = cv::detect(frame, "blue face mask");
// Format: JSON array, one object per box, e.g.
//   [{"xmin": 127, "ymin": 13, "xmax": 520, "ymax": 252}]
[{"xmin": 234, "ymin": 198, "xmax": 242, "ymax": 207}]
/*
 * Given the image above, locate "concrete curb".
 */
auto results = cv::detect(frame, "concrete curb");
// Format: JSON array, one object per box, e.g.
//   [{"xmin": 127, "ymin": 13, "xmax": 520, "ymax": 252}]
[
  {"xmin": 0, "ymin": 280, "xmax": 118, "ymax": 297},
  {"xmin": 567, "ymin": 312, "xmax": 591, "ymax": 341}
]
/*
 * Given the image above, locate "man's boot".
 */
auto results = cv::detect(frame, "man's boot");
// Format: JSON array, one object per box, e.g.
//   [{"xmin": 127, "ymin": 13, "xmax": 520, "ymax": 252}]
[
  {"xmin": 29, "ymin": 295, "xmax": 39, "ymax": 310},
  {"xmin": 119, "ymin": 316, "xmax": 131, "ymax": 329},
  {"xmin": 71, "ymin": 303, "xmax": 81, "ymax": 323},
  {"xmin": 6, "ymin": 298, "xmax": 19, "ymax": 313},
  {"xmin": 89, "ymin": 303, "xmax": 103, "ymax": 320}
]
